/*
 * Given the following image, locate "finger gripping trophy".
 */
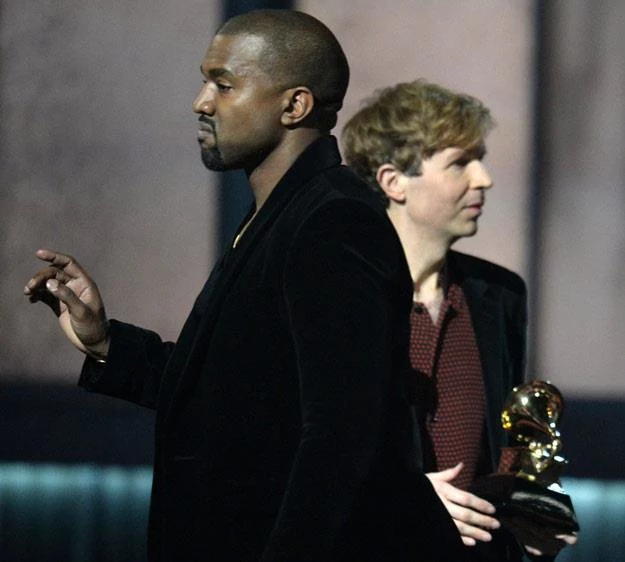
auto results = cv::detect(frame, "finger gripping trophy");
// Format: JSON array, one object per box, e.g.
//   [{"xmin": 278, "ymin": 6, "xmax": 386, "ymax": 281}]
[{"xmin": 471, "ymin": 380, "xmax": 579, "ymax": 555}]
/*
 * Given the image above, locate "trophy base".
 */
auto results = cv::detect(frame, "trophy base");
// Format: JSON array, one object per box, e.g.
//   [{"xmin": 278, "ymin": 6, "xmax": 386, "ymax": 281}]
[{"xmin": 470, "ymin": 473, "xmax": 579, "ymax": 555}]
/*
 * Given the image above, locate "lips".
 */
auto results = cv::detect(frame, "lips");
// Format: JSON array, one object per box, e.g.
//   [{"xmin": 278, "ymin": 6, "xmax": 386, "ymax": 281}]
[
  {"xmin": 463, "ymin": 201, "xmax": 484, "ymax": 216},
  {"xmin": 197, "ymin": 118, "xmax": 215, "ymax": 144},
  {"xmin": 465, "ymin": 197, "xmax": 484, "ymax": 209}
]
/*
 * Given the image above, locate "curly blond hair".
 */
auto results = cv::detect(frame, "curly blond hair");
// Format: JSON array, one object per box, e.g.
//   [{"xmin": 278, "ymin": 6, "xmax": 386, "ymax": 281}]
[{"xmin": 341, "ymin": 80, "xmax": 493, "ymax": 204}]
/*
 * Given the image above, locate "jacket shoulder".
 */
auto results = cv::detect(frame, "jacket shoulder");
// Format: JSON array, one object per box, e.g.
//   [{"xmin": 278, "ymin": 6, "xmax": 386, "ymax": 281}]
[
  {"xmin": 279, "ymin": 162, "xmax": 392, "ymax": 240},
  {"xmin": 297, "ymin": 163, "xmax": 386, "ymax": 213},
  {"xmin": 448, "ymin": 250, "xmax": 526, "ymax": 297},
  {"xmin": 272, "ymin": 164, "xmax": 409, "ymax": 285}
]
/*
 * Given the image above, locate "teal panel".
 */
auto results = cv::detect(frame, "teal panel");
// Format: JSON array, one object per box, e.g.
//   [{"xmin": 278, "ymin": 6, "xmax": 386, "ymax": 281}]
[
  {"xmin": 0, "ymin": 464, "xmax": 151, "ymax": 562},
  {"xmin": 0, "ymin": 466, "xmax": 623, "ymax": 561},
  {"xmin": 558, "ymin": 478, "xmax": 625, "ymax": 562}
]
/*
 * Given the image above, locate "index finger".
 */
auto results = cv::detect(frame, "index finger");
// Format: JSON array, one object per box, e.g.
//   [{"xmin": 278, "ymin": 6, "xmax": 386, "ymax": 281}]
[
  {"xmin": 448, "ymin": 487, "xmax": 497, "ymax": 515},
  {"xmin": 35, "ymin": 249, "xmax": 86, "ymax": 278}
]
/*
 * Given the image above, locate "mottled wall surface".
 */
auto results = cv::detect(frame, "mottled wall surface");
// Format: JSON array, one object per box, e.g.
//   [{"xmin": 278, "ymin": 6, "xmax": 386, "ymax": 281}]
[
  {"xmin": 1, "ymin": 1, "xmax": 221, "ymax": 380},
  {"xmin": 535, "ymin": 2, "xmax": 625, "ymax": 397},
  {"xmin": 300, "ymin": 0, "xmax": 534, "ymax": 278},
  {"xmin": 299, "ymin": 1, "xmax": 625, "ymax": 399},
  {"xmin": 3, "ymin": 2, "xmax": 624, "ymax": 398}
]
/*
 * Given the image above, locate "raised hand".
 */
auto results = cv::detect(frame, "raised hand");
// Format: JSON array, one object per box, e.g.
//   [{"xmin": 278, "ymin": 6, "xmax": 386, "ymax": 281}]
[
  {"xmin": 427, "ymin": 463, "xmax": 500, "ymax": 546},
  {"xmin": 24, "ymin": 249, "xmax": 110, "ymax": 360}
]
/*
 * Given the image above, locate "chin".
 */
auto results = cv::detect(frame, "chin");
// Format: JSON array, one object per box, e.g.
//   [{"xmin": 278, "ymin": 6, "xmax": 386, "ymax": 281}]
[
  {"xmin": 201, "ymin": 149, "xmax": 228, "ymax": 171},
  {"xmin": 455, "ymin": 226, "xmax": 478, "ymax": 239}
]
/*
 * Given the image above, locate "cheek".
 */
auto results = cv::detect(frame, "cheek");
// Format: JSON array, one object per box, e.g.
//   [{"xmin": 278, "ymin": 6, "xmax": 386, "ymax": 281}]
[
  {"xmin": 418, "ymin": 182, "xmax": 456, "ymax": 210},
  {"xmin": 245, "ymin": 112, "xmax": 282, "ymax": 142},
  {"xmin": 435, "ymin": 178, "xmax": 468, "ymax": 205},
  {"xmin": 407, "ymin": 196, "xmax": 442, "ymax": 222}
]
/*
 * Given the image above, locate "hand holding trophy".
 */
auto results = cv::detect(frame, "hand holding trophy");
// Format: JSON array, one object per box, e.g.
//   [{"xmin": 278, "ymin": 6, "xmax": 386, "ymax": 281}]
[{"xmin": 471, "ymin": 380, "xmax": 579, "ymax": 555}]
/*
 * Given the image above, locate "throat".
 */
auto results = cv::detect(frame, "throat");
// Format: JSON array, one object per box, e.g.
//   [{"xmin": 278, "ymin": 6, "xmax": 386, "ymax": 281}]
[
  {"xmin": 413, "ymin": 276, "xmax": 445, "ymax": 324},
  {"xmin": 414, "ymin": 291, "xmax": 444, "ymax": 324}
]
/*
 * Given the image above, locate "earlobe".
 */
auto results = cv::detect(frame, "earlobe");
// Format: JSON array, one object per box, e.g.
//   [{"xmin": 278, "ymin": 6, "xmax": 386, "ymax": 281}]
[
  {"xmin": 281, "ymin": 87, "xmax": 314, "ymax": 126},
  {"xmin": 376, "ymin": 164, "xmax": 406, "ymax": 203}
]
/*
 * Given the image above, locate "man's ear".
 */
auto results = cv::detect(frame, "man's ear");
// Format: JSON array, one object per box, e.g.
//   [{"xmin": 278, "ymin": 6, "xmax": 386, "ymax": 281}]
[
  {"xmin": 281, "ymin": 87, "xmax": 315, "ymax": 126},
  {"xmin": 376, "ymin": 164, "xmax": 407, "ymax": 203}
]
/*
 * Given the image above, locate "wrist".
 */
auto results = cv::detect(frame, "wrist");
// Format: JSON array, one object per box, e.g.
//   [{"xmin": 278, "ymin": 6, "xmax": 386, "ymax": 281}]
[{"xmin": 86, "ymin": 321, "xmax": 111, "ymax": 362}]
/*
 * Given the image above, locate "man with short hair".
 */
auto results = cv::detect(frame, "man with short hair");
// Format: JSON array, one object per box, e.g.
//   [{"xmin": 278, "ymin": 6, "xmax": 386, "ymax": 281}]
[
  {"xmin": 342, "ymin": 79, "xmax": 577, "ymax": 561},
  {"xmin": 25, "ymin": 13, "xmax": 465, "ymax": 562}
]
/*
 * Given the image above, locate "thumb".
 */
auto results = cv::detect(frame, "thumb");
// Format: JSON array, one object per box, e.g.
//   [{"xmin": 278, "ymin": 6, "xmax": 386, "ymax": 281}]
[
  {"xmin": 437, "ymin": 462, "xmax": 464, "ymax": 483},
  {"xmin": 46, "ymin": 279, "xmax": 88, "ymax": 319}
]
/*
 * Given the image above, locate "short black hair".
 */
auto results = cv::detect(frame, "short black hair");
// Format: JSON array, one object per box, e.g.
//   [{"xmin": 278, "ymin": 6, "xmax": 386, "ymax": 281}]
[{"xmin": 218, "ymin": 10, "xmax": 349, "ymax": 132}]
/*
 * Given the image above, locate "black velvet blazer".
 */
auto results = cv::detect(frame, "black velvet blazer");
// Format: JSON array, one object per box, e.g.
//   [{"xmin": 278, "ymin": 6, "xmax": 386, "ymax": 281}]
[{"xmin": 80, "ymin": 137, "xmax": 467, "ymax": 562}]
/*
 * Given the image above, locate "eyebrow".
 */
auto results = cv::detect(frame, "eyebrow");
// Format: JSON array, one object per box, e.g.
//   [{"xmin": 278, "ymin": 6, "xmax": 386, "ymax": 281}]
[
  {"xmin": 473, "ymin": 146, "xmax": 487, "ymax": 159},
  {"xmin": 443, "ymin": 146, "xmax": 487, "ymax": 167},
  {"xmin": 200, "ymin": 65, "xmax": 234, "ymax": 80},
  {"xmin": 453, "ymin": 145, "xmax": 487, "ymax": 159}
]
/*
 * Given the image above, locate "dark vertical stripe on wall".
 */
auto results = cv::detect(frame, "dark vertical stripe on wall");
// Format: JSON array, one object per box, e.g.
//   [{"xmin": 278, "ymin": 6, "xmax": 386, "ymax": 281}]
[
  {"xmin": 527, "ymin": 0, "xmax": 550, "ymax": 377},
  {"xmin": 0, "ymin": 1, "xmax": 5, "ymax": 200},
  {"xmin": 217, "ymin": 0, "xmax": 294, "ymax": 252}
]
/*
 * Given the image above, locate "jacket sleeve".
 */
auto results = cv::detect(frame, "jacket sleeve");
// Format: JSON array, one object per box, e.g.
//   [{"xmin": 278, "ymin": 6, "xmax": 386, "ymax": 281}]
[
  {"xmin": 79, "ymin": 319, "xmax": 175, "ymax": 409},
  {"xmin": 260, "ymin": 200, "xmax": 407, "ymax": 561}
]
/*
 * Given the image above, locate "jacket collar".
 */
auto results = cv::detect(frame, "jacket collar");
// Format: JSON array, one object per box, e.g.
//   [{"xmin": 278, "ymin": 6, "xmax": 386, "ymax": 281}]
[
  {"xmin": 447, "ymin": 250, "xmax": 505, "ymax": 470},
  {"xmin": 162, "ymin": 136, "xmax": 342, "ymax": 424},
  {"xmin": 230, "ymin": 136, "xmax": 342, "ymax": 251}
]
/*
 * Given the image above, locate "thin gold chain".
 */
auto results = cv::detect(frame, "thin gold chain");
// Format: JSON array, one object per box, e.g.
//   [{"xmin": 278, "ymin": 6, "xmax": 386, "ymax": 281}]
[{"xmin": 232, "ymin": 231, "xmax": 244, "ymax": 248}]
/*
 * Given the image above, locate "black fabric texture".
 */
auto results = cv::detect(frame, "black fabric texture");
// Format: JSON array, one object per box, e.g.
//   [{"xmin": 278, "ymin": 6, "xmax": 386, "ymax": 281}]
[{"xmin": 79, "ymin": 137, "xmax": 467, "ymax": 562}]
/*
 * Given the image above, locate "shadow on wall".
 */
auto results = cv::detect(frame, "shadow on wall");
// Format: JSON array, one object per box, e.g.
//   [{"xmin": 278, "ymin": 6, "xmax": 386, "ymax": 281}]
[{"xmin": 4, "ymin": 384, "xmax": 622, "ymax": 479}]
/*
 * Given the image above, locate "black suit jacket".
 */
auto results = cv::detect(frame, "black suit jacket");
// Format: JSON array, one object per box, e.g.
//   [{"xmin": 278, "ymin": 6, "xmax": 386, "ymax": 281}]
[
  {"xmin": 446, "ymin": 250, "xmax": 529, "ymax": 562},
  {"xmin": 446, "ymin": 250, "xmax": 527, "ymax": 475},
  {"xmin": 80, "ymin": 137, "xmax": 467, "ymax": 562}
]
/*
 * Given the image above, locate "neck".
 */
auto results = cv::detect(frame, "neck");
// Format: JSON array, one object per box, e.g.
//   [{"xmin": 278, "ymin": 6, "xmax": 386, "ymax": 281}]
[
  {"xmin": 247, "ymin": 129, "xmax": 322, "ymax": 210},
  {"xmin": 387, "ymin": 207, "xmax": 452, "ymax": 302}
]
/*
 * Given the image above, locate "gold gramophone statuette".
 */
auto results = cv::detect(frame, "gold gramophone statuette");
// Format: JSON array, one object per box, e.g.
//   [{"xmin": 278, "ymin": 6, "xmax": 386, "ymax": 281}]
[
  {"xmin": 471, "ymin": 380, "xmax": 579, "ymax": 555},
  {"xmin": 501, "ymin": 380, "xmax": 566, "ymax": 485}
]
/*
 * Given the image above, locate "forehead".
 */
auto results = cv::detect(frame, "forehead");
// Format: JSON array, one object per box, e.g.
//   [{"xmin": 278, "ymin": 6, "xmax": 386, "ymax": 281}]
[{"xmin": 200, "ymin": 33, "xmax": 268, "ymax": 78}]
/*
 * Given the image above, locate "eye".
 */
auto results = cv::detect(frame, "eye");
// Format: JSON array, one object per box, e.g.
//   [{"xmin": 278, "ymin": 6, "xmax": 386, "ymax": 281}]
[
  {"xmin": 216, "ymin": 82, "xmax": 232, "ymax": 92},
  {"xmin": 451, "ymin": 158, "xmax": 470, "ymax": 168}
]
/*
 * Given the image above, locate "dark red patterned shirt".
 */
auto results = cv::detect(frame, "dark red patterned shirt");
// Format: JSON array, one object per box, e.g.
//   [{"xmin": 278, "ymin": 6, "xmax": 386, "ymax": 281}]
[{"xmin": 408, "ymin": 276, "xmax": 485, "ymax": 490}]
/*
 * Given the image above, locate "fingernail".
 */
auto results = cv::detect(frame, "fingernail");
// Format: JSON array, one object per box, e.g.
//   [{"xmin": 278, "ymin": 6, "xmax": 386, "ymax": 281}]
[{"xmin": 46, "ymin": 279, "xmax": 59, "ymax": 291}]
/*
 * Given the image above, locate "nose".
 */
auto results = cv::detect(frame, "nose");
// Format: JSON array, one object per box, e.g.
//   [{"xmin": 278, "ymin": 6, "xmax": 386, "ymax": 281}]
[
  {"xmin": 469, "ymin": 161, "xmax": 493, "ymax": 190},
  {"xmin": 193, "ymin": 83, "xmax": 215, "ymax": 115}
]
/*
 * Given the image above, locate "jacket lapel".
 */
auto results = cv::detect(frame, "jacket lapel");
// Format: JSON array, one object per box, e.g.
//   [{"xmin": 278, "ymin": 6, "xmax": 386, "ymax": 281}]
[
  {"xmin": 155, "ymin": 248, "xmax": 235, "ymax": 426},
  {"xmin": 450, "ymin": 252, "xmax": 506, "ymax": 471},
  {"xmin": 162, "ymin": 137, "xmax": 342, "ymax": 424}
]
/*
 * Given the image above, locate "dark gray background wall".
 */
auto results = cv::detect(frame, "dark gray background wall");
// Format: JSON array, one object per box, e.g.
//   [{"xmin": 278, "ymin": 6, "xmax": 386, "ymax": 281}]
[
  {"xmin": 1, "ymin": 2, "xmax": 624, "ymax": 561},
  {"xmin": 3, "ymin": 1, "xmax": 624, "ymax": 400},
  {"xmin": 1, "ymin": 0, "xmax": 219, "ymax": 380}
]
